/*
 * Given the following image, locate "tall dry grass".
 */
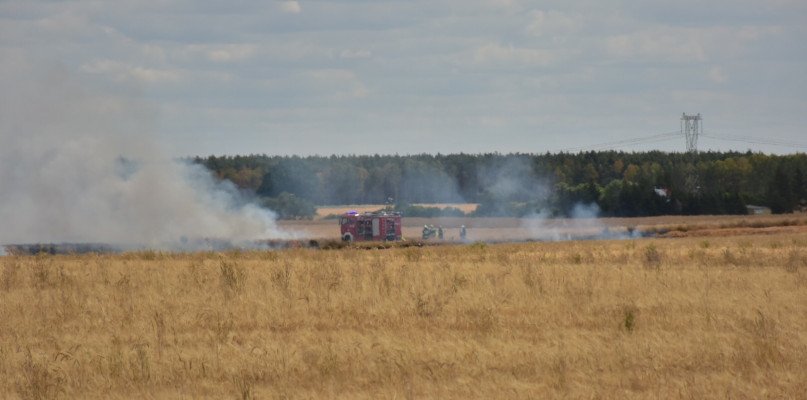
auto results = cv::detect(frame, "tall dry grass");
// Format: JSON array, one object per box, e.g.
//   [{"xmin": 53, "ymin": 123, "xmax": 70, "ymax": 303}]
[{"xmin": 1, "ymin": 235, "xmax": 806, "ymax": 398}]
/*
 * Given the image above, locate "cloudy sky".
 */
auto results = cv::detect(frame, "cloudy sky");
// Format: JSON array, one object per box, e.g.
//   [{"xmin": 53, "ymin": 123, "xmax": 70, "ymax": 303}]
[{"xmin": 2, "ymin": 0, "xmax": 806, "ymax": 157}]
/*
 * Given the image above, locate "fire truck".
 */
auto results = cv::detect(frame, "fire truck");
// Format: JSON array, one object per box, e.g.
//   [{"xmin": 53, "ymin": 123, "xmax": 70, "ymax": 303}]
[{"xmin": 339, "ymin": 210, "xmax": 403, "ymax": 242}]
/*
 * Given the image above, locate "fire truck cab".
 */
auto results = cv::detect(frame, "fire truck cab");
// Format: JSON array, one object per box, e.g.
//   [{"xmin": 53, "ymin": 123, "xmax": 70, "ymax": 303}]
[{"xmin": 339, "ymin": 210, "xmax": 402, "ymax": 242}]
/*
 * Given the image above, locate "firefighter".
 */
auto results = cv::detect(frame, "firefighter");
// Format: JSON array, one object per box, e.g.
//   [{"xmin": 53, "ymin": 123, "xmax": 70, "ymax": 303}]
[
  {"xmin": 460, "ymin": 225, "xmax": 467, "ymax": 240},
  {"xmin": 422, "ymin": 225, "xmax": 430, "ymax": 239},
  {"xmin": 437, "ymin": 225, "xmax": 444, "ymax": 239}
]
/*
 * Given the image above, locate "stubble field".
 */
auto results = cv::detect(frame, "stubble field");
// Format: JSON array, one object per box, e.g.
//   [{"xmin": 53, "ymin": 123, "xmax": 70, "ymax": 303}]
[{"xmin": 1, "ymin": 227, "xmax": 807, "ymax": 398}]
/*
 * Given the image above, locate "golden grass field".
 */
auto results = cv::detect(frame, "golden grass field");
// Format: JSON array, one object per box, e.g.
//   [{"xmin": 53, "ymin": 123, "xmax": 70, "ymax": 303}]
[{"xmin": 2, "ymin": 224, "xmax": 807, "ymax": 398}]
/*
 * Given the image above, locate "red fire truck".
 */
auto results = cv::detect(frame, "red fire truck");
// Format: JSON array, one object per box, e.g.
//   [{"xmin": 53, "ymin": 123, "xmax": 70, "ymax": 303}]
[{"xmin": 339, "ymin": 210, "xmax": 403, "ymax": 242}]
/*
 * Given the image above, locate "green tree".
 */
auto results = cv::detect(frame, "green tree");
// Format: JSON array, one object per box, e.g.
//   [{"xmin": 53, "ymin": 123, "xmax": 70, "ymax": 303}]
[
  {"xmin": 599, "ymin": 179, "xmax": 622, "ymax": 216},
  {"xmin": 767, "ymin": 165, "xmax": 796, "ymax": 214}
]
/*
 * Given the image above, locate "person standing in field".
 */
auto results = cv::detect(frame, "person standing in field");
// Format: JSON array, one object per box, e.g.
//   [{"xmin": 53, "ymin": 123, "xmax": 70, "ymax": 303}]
[
  {"xmin": 460, "ymin": 225, "xmax": 466, "ymax": 240},
  {"xmin": 438, "ymin": 226, "xmax": 444, "ymax": 239}
]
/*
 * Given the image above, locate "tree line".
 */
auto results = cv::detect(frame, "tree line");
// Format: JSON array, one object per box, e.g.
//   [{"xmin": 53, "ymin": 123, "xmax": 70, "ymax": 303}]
[{"xmin": 192, "ymin": 151, "xmax": 807, "ymax": 219}]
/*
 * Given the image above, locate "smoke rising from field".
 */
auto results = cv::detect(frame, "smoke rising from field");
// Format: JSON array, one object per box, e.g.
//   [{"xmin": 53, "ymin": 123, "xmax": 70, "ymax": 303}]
[
  {"xmin": 472, "ymin": 156, "xmax": 635, "ymax": 241},
  {"xmin": 522, "ymin": 203, "xmax": 605, "ymax": 241},
  {"xmin": 0, "ymin": 60, "xmax": 286, "ymax": 248},
  {"xmin": 481, "ymin": 155, "xmax": 551, "ymax": 203}
]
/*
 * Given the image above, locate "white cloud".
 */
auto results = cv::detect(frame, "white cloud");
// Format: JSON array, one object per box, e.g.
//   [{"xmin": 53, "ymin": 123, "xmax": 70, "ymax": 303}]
[
  {"xmin": 174, "ymin": 44, "xmax": 256, "ymax": 63},
  {"xmin": 140, "ymin": 44, "xmax": 169, "ymax": 63},
  {"xmin": 280, "ymin": 1, "xmax": 301, "ymax": 14},
  {"xmin": 340, "ymin": 49, "xmax": 372, "ymax": 59},
  {"xmin": 306, "ymin": 69, "xmax": 370, "ymax": 99},
  {"xmin": 525, "ymin": 10, "xmax": 546, "ymax": 36},
  {"xmin": 34, "ymin": 10, "xmax": 91, "ymax": 36},
  {"xmin": 80, "ymin": 59, "xmax": 182, "ymax": 83},
  {"xmin": 709, "ymin": 66, "xmax": 728, "ymax": 84},
  {"xmin": 486, "ymin": 0, "xmax": 519, "ymax": 9},
  {"xmin": 472, "ymin": 43, "xmax": 554, "ymax": 69},
  {"xmin": 605, "ymin": 28, "xmax": 707, "ymax": 63},
  {"xmin": 209, "ymin": 45, "xmax": 255, "ymax": 63},
  {"xmin": 524, "ymin": 10, "xmax": 577, "ymax": 37},
  {"xmin": 601, "ymin": 23, "xmax": 791, "ymax": 66}
]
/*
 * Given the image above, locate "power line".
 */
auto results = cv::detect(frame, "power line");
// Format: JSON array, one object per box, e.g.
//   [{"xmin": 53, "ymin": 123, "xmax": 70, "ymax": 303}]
[
  {"xmin": 700, "ymin": 133, "xmax": 807, "ymax": 150},
  {"xmin": 552, "ymin": 130, "xmax": 806, "ymax": 153},
  {"xmin": 555, "ymin": 131, "xmax": 680, "ymax": 152}
]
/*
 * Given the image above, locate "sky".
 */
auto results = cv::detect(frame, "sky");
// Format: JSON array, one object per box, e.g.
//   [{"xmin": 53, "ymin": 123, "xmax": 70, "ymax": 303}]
[{"xmin": 2, "ymin": 0, "xmax": 806, "ymax": 157}]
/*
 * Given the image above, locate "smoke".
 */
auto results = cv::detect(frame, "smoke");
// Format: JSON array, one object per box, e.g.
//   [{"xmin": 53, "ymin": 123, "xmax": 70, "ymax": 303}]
[
  {"xmin": 473, "ymin": 155, "xmax": 553, "ymax": 217},
  {"xmin": 0, "ymin": 59, "xmax": 287, "ymax": 249},
  {"xmin": 471, "ymin": 156, "xmax": 638, "ymax": 241},
  {"xmin": 480, "ymin": 155, "xmax": 550, "ymax": 203},
  {"xmin": 521, "ymin": 203, "xmax": 642, "ymax": 241},
  {"xmin": 522, "ymin": 202, "xmax": 601, "ymax": 241}
]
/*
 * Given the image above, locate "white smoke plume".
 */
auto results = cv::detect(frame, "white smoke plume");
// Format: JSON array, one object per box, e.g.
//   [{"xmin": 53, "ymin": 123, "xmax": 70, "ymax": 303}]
[
  {"xmin": 471, "ymin": 156, "xmax": 637, "ymax": 241},
  {"xmin": 521, "ymin": 203, "xmax": 642, "ymax": 241},
  {"xmin": 0, "ymin": 59, "xmax": 287, "ymax": 249},
  {"xmin": 522, "ymin": 202, "xmax": 603, "ymax": 241}
]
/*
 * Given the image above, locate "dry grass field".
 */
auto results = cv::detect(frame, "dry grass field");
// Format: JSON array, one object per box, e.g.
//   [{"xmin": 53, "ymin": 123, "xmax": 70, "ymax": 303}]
[{"xmin": 2, "ymin": 232, "xmax": 807, "ymax": 398}]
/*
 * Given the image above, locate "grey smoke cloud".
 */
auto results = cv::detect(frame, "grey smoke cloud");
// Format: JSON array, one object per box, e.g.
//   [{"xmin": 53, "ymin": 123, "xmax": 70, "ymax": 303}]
[
  {"xmin": 479, "ymin": 155, "xmax": 551, "ymax": 203},
  {"xmin": 471, "ymin": 156, "xmax": 639, "ymax": 241},
  {"xmin": 522, "ymin": 202, "xmax": 603, "ymax": 241},
  {"xmin": 0, "ymin": 59, "xmax": 286, "ymax": 248},
  {"xmin": 521, "ymin": 202, "xmax": 643, "ymax": 241}
]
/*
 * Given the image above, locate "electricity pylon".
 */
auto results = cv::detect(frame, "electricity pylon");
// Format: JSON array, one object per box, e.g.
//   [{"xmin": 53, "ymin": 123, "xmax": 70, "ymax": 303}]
[
  {"xmin": 681, "ymin": 113, "xmax": 702, "ymax": 193},
  {"xmin": 681, "ymin": 113, "xmax": 702, "ymax": 154}
]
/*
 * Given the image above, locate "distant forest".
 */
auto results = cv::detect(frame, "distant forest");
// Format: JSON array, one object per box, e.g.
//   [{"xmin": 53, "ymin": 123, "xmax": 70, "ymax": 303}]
[{"xmin": 193, "ymin": 151, "xmax": 807, "ymax": 219}]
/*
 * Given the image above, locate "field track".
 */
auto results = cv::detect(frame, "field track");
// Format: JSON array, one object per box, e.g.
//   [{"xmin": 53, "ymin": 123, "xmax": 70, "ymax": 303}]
[
  {"xmin": 4, "ymin": 214, "xmax": 807, "ymax": 256},
  {"xmin": 282, "ymin": 212, "xmax": 807, "ymax": 243}
]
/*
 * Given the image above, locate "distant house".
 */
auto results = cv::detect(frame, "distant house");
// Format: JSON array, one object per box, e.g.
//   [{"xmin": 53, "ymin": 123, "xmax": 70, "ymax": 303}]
[
  {"xmin": 653, "ymin": 187, "xmax": 670, "ymax": 198},
  {"xmin": 653, "ymin": 187, "xmax": 671, "ymax": 204},
  {"xmin": 746, "ymin": 205, "xmax": 771, "ymax": 215}
]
